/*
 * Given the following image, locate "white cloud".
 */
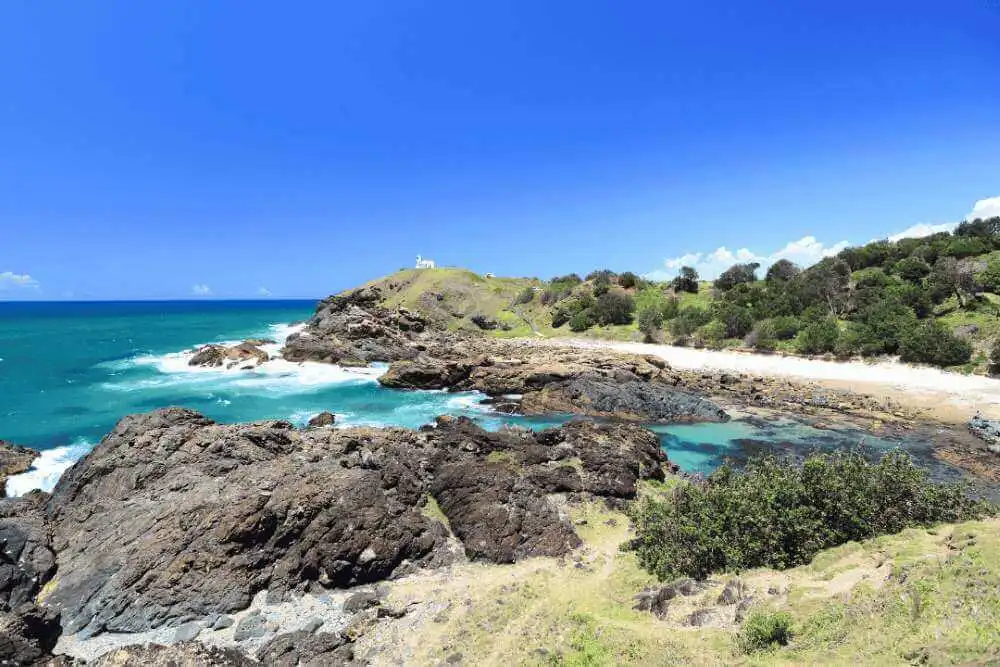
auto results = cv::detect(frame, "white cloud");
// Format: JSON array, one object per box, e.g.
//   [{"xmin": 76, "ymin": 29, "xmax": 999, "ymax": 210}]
[
  {"xmin": 969, "ymin": 196, "xmax": 1000, "ymax": 220},
  {"xmin": 650, "ymin": 235, "xmax": 848, "ymax": 281},
  {"xmin": 257, "ymin": 287, "xmax": 272, "ymax": 297},
  {"xmin": 192, "ymin": 284, "xmax": 212, "ymax": 296},
  {"xmin": 885, "ymin": 222, "xmax": 955, "ymax": 243},
  {"xmin": 0, "ymin": 271, "xmax": 39, "ymax": 290}
]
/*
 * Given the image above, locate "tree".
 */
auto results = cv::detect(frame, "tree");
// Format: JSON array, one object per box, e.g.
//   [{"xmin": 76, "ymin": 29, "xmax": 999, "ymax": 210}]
[
  {"xmin": 637, "ymin": 306, "xmax": 664, "ymax": 341},
  {"xmin": 765, "ymin": 259, "xmax": 801, "ymax": 283},
  {"xmin": 618, "ymin": 271, "xmax": 639, "ymax": 289},
  {"xmin": 591, "ymin": 289, "xmax": 635, "ymax": 325},
  {"xmin": 795, "ymin": 317, "xmax": 839, "ymax": 354},
  {"xmin": 745, "ymin": 320, "xmax": 777, "ymax": 352},
  {"xmin": 977, "ymin": 260, "xmax": 1000, "ymax": 294},
  {"xmin": 714, "ymin": 302, "xmax": 754, "ymax": 338},
  {"xmin": 898, "ymin": 322, "xmax": 972, "ymax": 367},
  {"xmin": 714, "ymin": 263, "xmax": 760, "ymax": 291},
  {"xmin": 956, "ymin": 216, "xmax": 1000, "ymax": 238},
  {"xmin": 799, "ymin": 258, "xmax": 851, "ymax": 315},
  {"xmin": 893, "ymin": 256, "xmax": 931, "ymax": 284},
  {"xmin": 671, "ymin": 266, "xmax": 699, "ymax": 294},
  {"xmin": 568, "ymin": 309, "xmax": 594, "ymax": 332},
  {"xmin": 513, "ymin": 287, "xmax": 535, "ymax": 305},
  {"xmin": 669, "ymin": 306, "xmax": 711, "ymax": 338},
  {"xmin": 928, "ymin": 257, "xmax": 976, "ymax": 307}
]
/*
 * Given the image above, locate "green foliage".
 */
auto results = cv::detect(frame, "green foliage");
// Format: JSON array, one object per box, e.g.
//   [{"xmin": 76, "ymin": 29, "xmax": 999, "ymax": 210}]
[
  {"xmin": 943, "ymin": 235, "xmax": 991, "ymax": 259},
  {"xmin": 568, "ymin": 309, "xmax": 594, "ymax": 332},
  {"xmin": 765, "ymin": 259, "xmax": 801, "ymax": 283},
  {"xmin": 669, "ymin": 306, "xmax": 711, "ymax": 337},
  {"xmin": 795, "ymin": 317, "xmax": 839, "ymax": 354},
  {"xmin": 893, "ymin": 256, "xmax": 931, "ymax": 283},
  {"xmin": 592, "ymin": 289, "xmax": 635, "ymax": 325},
  {"xmin": 636, "ymin": 306, "xmax": 664, "ymax": 341},
  {"xmin": 989, "ymin": 338, "xmax": 1000, "ymax": 375},
  {"xmin": 695, "ymin": 319, "xmax": 727, "ymax": 348},
  {"xmin": 627, "ymin": 450, "xmax": 993, "ymax": 582},
  {"xmin": 713, "ymin": 302, "xmax": 754, "ymax": 338},
  {"xmin": 714, "ymin": 262, "xmax": 760, "ymax": 291},
  {"xmin": 736, "ymin": 611, "xmax": 794, "ymax": 654},
  {"xmin": 551, "ymin": 292, "xmax": 595, "ymax": 328},
  {"xmin": 745, "ymin": 320, "xmax": 777, "ymax": 351},
  {"xmin": 513, "ymin": 286, "xmax": 535, "ymax": 305},
  {"xmin": 898, "ymin": 321, "xmax": 973, "ymax": 367},
  {"xmin": 768, "ymin": 315, "xmax": 802, "ymax": 340},
  {"xmin": 618, "ymin": 271, "xmax": 639, "ymax": 289},
  {"xmin": 849, "ymin": 300, "xmax": 917, "ymax": 356},
  {"xmin": 977, "ymin": 259, "xmax": 1000, "ymax": 294},
  {"xmin": 671, "ymin": 266, "xmax": 699, "ymax": 294}
]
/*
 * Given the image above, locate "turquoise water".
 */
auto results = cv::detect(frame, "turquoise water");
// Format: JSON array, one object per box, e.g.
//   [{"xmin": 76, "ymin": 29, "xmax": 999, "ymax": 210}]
[{"xmin": 0, "ymin": 300, "xmax": 965, "ymax": 495}]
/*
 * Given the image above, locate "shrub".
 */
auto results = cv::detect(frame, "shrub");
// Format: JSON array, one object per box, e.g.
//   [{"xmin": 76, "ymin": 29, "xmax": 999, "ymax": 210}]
[
  {"xmin": 592, "ymin": 289, "xmax": 635, "ymax": 325},
  {"xmin": 991, "ymin": 338, "xmax": 1000, "ymax": 376},
  {"xmin": 627, "ymin": 450, "xmax": 992, "ymax": 583},
  {"xmin": 670, "ymin": 306, "xmax": 712, "ymax": 337},
  {"xmin": 898, "ymin": 322, "xmax": 973, "ymax": 367},
  {"xmin": 893, "ymin": 256, "xmax": 931, "ymax": 284},
  {"xmin": 736, "ymin": 611, "xmax": 793, "ymax": 654},
  {"xmin": 568, "ymin": 309, "xmax": 594, "ymax": 332},
  {"xmin": 977, "ymin": 260, "xmax": 1000, "ymax": 294},
  {"xmin": 714, "ymin": 263, "xmax": 760, "ymax": 291},
  {"xmin": 671, "ymin": 266, "xmax": 699, "ymax": 294},
  {"xmin": 636, "ymin": 306, "xmax": 664, "ymax": 341},
  {"xmin": 794, "ymin": 318, "xmax": 839, "ymax": 354},
  {"xmin": 618, "ymin": 271, "xmax": 639, "ymax": 289},
  {"xmin": 765, "ymin": 259, "xmax": 800, "ymax": 283},
  {"xmin": 745, "ymin": 321, "xmax": 777, "ymax": 352},
  {"xmin": 768, "ymin": 315, "xmax": 801, "ymax": 340},
  {"xmin": 513, "ymin": 287, "xmax": 535, "ymax": 305},
  {"xmin": 715, "ymin": 303, "xmax": 754, "ymax": 338},
  {"xmin": 551, "ymin": 293, "xmax": 594, "ymax": 328}
]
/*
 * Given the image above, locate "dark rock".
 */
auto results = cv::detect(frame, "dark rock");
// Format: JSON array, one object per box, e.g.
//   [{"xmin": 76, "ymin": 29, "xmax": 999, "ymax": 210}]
[
  {"xmin": 633, "ymin": 578, "xmax": 703, "ymax": 618},
  {"xmin": 308, "ymin": 411, "xmax": 336, "ymax": 428},
  {"xmin": 717, "ymin": 579, "xmax": 747, "ymax": 605},
  {"xmin": 378, "ymin": 358, "xmax": 471, "ymax": 390},
  {"xmin": 256, "ymin": 631, "xmax": 353, "ymax": 666},
  {"xmin": 685, "ymin": 608, "xmax": 715, "ymax": 626},
  {"xmin": 734, "ymin": 596, "xmax": 755, "ymax": 622},
  {"xmin": 40, "ymin": 407, "xmax": 670, "ymax": 636},
  {"xmin": 0, "ymin": 492, "xmax": 56, "ymax": 610},
  {"xmin": 300, "ymin": 617, "xmax": 324, "ymax": 634},
  {"xmin": 343, "ymin": 591, "xmax": 379, "ymax": 613},
  {"xmin": 90, "ymin": 642, "xmax": 254, "ymax": 666},
  {"xmin": 968, "ymin": 414, "xmax": 1000, "ymax": 452},
  {"xmin": 189, "ymin": 341, "xmax": 269, "ymax": 368},
  {"xmin": 0, "ymin": 603, "xmax": 60, "ymax": 665}
]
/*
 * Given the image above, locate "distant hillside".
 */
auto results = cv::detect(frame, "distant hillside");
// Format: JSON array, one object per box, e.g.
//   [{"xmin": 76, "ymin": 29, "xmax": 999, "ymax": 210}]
[{"xmin": 352, "ymin": 216, "xmax": 1000, "ymax": 374}]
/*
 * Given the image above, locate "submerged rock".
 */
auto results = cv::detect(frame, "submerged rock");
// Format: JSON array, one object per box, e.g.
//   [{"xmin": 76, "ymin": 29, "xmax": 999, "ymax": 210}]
[{"xmin": 189, "ymin": 341, "xmax": 270, "ymax": 368}]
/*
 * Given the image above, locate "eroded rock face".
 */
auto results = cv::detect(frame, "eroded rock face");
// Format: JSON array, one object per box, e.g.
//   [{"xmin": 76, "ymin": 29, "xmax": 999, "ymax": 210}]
[
  {"xmin": 0, "ymin": 492, "xmax": 56, "ymax": 610},
  {"xmin": 41, "ymin": 409, "xmax": 669, "ymax": 637},
  {"xmin": 89, "ymin": 642, "xmax": 256, "ymax": 666},
  {"xmin": 0, "ymin": 602, "xmax": 61, "ymax": 666}
]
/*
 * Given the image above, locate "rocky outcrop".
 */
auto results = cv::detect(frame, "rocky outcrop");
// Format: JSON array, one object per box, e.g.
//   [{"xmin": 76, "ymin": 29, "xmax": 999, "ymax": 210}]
[
  {"xmin": 40, "ymin": 408, "xmax": 669, "ymax": 637},
  {"xmin": 90, "ymin": 642, "xmax": 255, "ymax": 666},
  {"xmin": 1, "ymin": 440, "xmax": 37, "ymax": 492},
  {"xmin": 968, "ymin": 414, "xmax": 1000, "ymax": 453},
  {"xmin": 378, "ymin": 357, "xmax": 473, "ymax": 390},
  {"xmin": 282, "ymin": 287, "xmax": 441, "ymax": 366},
  {"xmin": 189, "ymin": 341, "xmax": 270, "ymax": 368},
  {"xmin": 0, "ymin": 491, "xmax": 60, "ymax": 666},
  {"xmin": 307, "ymin": 411, "xmax": 336, "ymax": 427},
  {"xmin": 256, "ymin": 630, "xmax": 356, "ymax": 666}
]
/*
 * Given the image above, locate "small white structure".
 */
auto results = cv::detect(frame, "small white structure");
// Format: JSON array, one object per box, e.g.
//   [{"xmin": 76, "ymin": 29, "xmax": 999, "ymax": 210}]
[
  {"xmin": 416, "ymin": 255, "xmax": 436, "ymax": 269},
  {"xmin": 484, "ymin": 272, "xmax": 495, "ymax": 279}
]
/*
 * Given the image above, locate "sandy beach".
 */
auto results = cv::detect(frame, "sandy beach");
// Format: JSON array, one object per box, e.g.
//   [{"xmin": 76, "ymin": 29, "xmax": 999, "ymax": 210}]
[{"xmin": 544, "ymin": 338, "xmax": 1000, "ymax": 423}]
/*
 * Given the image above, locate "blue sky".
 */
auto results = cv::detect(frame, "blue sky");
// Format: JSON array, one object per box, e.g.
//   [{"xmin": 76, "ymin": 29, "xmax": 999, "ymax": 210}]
[{"xmin": 1, "ymin": 1, "xmax": 999, "ymax": 299}]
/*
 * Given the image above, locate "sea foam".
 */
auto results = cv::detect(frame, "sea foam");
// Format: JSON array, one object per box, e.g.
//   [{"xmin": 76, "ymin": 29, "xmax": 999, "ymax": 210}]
[{"xmin": 5, "ymin": 440, "xmax": 90, "ymax": 496}]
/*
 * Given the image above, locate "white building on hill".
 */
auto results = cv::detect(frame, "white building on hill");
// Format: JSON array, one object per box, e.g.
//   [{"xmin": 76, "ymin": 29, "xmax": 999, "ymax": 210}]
[{"xmin": 416, "ymin": 255, "xmax": 436, "ymax": 269}]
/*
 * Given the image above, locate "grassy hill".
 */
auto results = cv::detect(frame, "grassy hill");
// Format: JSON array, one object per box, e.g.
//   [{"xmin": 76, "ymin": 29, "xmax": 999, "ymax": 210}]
[
  {"xmin": 368, "ymin": 492, "xmax": 1000, "ymax": 665},
  {"xmin": 357, "ymin": 215, "xmax": 1000, "ymax": 374}
]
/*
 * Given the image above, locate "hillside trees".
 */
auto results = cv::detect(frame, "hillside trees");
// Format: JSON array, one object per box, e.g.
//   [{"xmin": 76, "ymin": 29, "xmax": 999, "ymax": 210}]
[{"xmin": 671, "ymin": 266, "xmax": 700, "ymax": 294}]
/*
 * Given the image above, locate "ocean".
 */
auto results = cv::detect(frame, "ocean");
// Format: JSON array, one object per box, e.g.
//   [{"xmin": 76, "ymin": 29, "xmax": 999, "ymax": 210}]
[{"xmin": 0, "ymin": 300, "xmax": 960, "ymax": 496}]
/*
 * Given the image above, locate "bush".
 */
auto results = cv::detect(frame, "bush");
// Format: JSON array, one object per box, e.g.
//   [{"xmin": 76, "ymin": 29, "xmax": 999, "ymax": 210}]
[
  {"xmin": 736, "ymin": 611, "xmax": 793, "ymax": 654},
  {"xmin": 991, "ymin": 339, "xmax": 1000, "ymax": 376},
  {"xmin": 627, "ymin": 450, "xmax": 992, "ymax": 582},
  {"xmin": 671, "ymin": 266, "xmax": 699, "ymax": 294},
  {"xmin": 513, "ymin": 287, "xmax": 535, "ymax": 305},
  {"xmin": 592, "ymin": 289, "xmax": 635, "ymax": 325},
  {"xmin": 568, "ymin": 309, "xmax": 594, "ymax": 332},
  {"xmin": 636, "ymin": 306, "xmax": 664, "ymax": 341},
  {"xmin": 670, "ymin": 306, "xmax": 711, "ymax": 337},
  {"xmin": 893, "ymin": 256, "xmax": 931, "ymax": 283},
  {"xmin": 768, "ymin": 315, "xmax": 801, "ymax": 340},
  {"xmin": 714, "ymin": 263, "xmax": 760, "ymax": 291},
  {"xmin": 550, "ymin": 293, "xmax": 594, "ymax": 328},
  {"xmin": 794, "ymin": 318, "xmax": 839, "ymax": 354},
  {"xmin": 715, "ymin": 303, "xmax": 754, "ymax": 338},
  {"xmin": 695, "ymin": 320, "xmax": 727, "ymax": 349},
  {"xmin": 898, "ymin": 322, "xmax": 973, "ymax": 367},
  {"xmin": 977, "ymin": 260, "xmax": 1000, "ymax": 294},
  {"xmin": 745, "ymin": 321, "xmax": 777, "ymax": 352},
  {"xmin": 618, "ymin": 271, "xmax": 639, "ymax": 289},
  {"xmin": 765, "ymin": 259, "xmax": 800, "ymax": 283}
]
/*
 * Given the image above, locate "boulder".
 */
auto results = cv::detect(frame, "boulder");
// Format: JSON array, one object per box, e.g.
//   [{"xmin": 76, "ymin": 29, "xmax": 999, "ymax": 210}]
[
  {"xmin": 0, "ymin": 492, "xmax": 56, "ymax": 609},
  {"xmin": 257, "ymin": 630, "xmax": 355, "ymax": 666},
  {"xmin": 90, "ymin": 642, "xmax": 255, "ymax": 666},
  {"xmin": 0, "ymin": 603, "xmax": 61, "ymax": 666},
  {"xmin": 0, "ymin": 441, "xmax": 37, "ymax": 493},
  {"xmin": 378, "ymin": 359, "xmax": 471, "ymax": 390},
  {"xmin": 307, "ymin": 411, "xmax": 336, "ymax": 427},
  {"xmin": 189, "ymin": 341, "xmax": 269, "ymax": 368}
]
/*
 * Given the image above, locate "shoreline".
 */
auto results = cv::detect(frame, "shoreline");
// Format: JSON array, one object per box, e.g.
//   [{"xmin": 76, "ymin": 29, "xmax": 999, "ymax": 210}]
[{"xmin": 530, "ymin": 337, "xmax": 1000, "ymax": 424}]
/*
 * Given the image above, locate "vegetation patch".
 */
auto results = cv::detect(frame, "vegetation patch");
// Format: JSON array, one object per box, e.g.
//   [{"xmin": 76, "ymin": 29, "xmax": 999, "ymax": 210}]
[{"xmin": 627, "ymin": 450, "xmax": 994, "ymax": 581}]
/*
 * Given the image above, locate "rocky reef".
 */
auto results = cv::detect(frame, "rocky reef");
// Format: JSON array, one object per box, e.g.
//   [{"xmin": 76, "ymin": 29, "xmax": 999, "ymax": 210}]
[
  {"xmin": 188, "ymin": 340, "xmax": 272, "ymax": 369},
  {"xmin": 0, "ymin": 408, "xmax": 669, "ymax": 663},
  {"xmin": 1, "ymin": 441, "xmax": 38, "ymax": 492}
]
